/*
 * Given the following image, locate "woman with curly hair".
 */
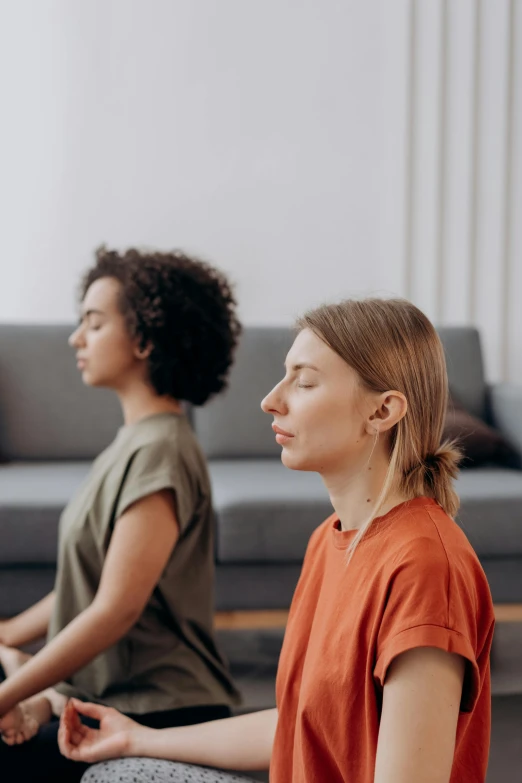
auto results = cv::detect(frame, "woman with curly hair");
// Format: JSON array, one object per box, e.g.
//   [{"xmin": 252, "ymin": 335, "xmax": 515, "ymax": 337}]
[{"xmin": 0, "ymin": 247, "xmax": 242, "ymax": 782}]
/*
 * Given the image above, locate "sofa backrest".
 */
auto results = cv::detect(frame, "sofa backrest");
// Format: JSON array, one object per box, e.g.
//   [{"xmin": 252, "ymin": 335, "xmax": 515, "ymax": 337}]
[
  {"xmin": 194, "ymin": 328, "xmax": 295, "ymax": 459},
  {"xmin": 0, "ymin": 325, "xmax": 122, "ymax": 461},
  {"xmin": 194, "ymin": 325, "xmax": 487, "ymax": 459},
  {"xmin": 0, "ymin": 323, "xmax": 487, "ymax": 461},
  {"xmin": 437, "ymin": 326, "xmax": 486, "ymax": 419}
]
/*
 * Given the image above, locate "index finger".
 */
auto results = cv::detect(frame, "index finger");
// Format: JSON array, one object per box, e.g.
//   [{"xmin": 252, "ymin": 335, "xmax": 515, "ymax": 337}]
[
  {"xmin": 66, "ymin": 701, "xmax": 87, "ymax": 742},
  {"xmin": 61, "ymin": 703, "xmax": 83, "ymax": 748},
  {"xmin": 58, "ymin": 714, "xmax": 76, "ymax": 758}
]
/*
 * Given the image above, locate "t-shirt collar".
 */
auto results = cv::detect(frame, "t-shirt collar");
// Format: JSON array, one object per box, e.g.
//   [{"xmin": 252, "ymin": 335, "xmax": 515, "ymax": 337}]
[{"xmin": 331, "ymin": 496, "xmax": 437, "ymax": 550}]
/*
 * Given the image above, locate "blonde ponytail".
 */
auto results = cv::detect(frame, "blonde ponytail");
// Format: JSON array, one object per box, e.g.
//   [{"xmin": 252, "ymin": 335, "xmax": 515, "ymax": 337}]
[{"xmin": 401, "ymin": 440, "xmax": 462, "ymax": 518}]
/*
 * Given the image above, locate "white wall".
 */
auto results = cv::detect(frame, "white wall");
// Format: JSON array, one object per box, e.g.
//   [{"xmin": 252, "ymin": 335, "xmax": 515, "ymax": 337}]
[{"xmin": 0, "ymin": 1, "xmax": 520, "ymax": 383}]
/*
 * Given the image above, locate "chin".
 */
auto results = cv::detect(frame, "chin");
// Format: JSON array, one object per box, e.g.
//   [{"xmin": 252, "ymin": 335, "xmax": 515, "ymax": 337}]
[
  {"xmin": 280, "ymin": 449, "xmax": 314, "ymax": 472},
  {"xmin": 81, "ymin": 371, "xmax": 103, "ymax": 388},
  {"xmin": 80, "ymin": 370, "xmax": 93, "ymax": 386}
]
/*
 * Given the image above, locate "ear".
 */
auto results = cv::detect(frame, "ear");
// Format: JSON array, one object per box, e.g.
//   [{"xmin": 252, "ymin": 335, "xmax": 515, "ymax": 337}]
[
  {"xmin": 133, "ymin": 341, "xmax": 153, "ymax": 361},
  {"xmin": 365, "ymin": 391, "xmax": 408, "ymax": 435}
]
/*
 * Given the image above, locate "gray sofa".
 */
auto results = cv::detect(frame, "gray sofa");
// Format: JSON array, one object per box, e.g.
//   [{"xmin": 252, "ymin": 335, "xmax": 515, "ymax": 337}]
[{"xmin": 0, "ymin": 324, "xmax": 522, "ymax": 622}]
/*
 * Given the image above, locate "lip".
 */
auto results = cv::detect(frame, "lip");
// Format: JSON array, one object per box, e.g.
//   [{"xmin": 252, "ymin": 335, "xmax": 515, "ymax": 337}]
[
  {"xmin": 272, "ymin": 424, "xmax": 294, "ymax": 437},
  {"xmin": 76, "ymin": 357, "xmax": 87, "ymax": 369},
  {"xmin": 272, "ymin": 423, "xmax": 294, "ymax": 445}
]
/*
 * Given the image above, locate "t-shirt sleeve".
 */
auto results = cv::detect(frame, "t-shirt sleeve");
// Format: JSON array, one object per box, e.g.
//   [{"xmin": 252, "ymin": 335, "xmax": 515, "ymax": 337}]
[
  {"xmin": 114, "ymin": 440, "xmax": 195, "ymax": 532},
  {"xmin": 373, "ymin": 537, "xmax": 490, "ymax": 712}
]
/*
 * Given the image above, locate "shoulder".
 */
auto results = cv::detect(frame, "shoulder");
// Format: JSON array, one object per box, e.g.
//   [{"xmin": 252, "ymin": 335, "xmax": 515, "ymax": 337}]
[
  {"xmin": 119, "ymin": 416, "xmax": 200, "ymax": 468},
  {"xmin": 373, "ymin": 499, "xmax": 494, "ymax": 700},
  {"xmin": 386, "ymin": 499, "xmax": 482, "ymax": 571},
  {"xmin": 382, "ymin": 499, "xmax": 494, "ymax": 621},
  {"xmin": 114, "ymin": 419, "xmax": 207, "ymax": 527}
]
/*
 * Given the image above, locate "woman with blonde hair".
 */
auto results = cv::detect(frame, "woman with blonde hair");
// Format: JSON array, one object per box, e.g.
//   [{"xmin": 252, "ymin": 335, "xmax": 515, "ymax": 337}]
[{"xmin": 59, "ymin": 298, "xmax": 494, "ymax": 783}]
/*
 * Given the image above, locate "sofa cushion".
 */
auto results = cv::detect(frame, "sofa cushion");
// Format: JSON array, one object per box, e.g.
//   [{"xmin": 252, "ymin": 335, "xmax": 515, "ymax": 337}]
[
  {"xmin": 444, "ymin": 395, "xmax": 519, "ymax": 467},
  {"xmin": 1, "ymin": 461, "xmax": 522, "ymax": 613},
  {"xmin": 0, "ymin": 462, "xmax": 90, "ymax": 563},
  {"xmin": 455, "ymin": 468, "xmax": 522, "ymax": 557},
  {"xmin": 209, "ymin": 459, "xmax": 332, "ymax": 562},
  {"xmin": 490, "ymin": 383, "xmax": 522, "ymax": 463},
  {"xmin": 194, "ymin": 328, "xmax": 295, "ymax": 459},
  {"xmin": 437, "ymin": 326, "xmax": 486, "ymax": 420},
  {"xmin": 480, "ymin": 558, "xmax": 522, "ymax": 605},
  {"xmin": 0, "ymin": 567, "xmax": 56, "ymax": 617},
  {"xmin": 0, "ymin": 325, "xmax": 122, "ymax": 461},
  {"xmin": 3, "ymin": 459, "xmax": 521, "ymax": 570},
  {"xmin": 209, "ymin": 460, "xmax": 522, "ymax": 564}
]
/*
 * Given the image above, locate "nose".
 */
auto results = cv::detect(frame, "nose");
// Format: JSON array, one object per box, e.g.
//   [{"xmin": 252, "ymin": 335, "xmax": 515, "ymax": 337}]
[
  {"xmin": 261, "ymin": 381, "xmax": 287, "ymax": 416},
  {"xmin": 68, "ymin": 325, "xmax": 84, "ymax": 349}
]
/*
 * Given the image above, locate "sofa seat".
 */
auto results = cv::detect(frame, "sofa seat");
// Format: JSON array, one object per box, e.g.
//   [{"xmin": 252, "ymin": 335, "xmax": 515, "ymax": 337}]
[
  {"xmin": 210, "ymin": 460, "xmax": 522, "ymax": 563},
  {"xmin": 209, "ymin": 459, "xmax": 332, "ymax": 563},
  {"xmin": 0, "ymin": 462, "xmax": 90, "ymax": 563},
  {"xmin": 455, "ymin": 468, "xmax": 522, "ymax": 556},
  {"xmin": 1, "ymin": 460, "xmax": 521, "ymax": 617},
  {"xmin": 207, "ymin": 460, "xmax": 522, "ymax": 607}
]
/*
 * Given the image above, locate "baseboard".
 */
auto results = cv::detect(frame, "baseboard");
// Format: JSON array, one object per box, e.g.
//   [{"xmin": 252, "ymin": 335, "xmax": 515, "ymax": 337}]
[{"xmin": 214, "ymin": 604, "xmax": 522, "ymax": 630}]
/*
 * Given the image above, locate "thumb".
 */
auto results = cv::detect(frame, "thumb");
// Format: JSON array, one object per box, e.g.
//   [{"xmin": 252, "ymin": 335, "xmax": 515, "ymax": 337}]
[{"xmin": 70, "ymin": 699, "xmax": 107, "ymax": 721}]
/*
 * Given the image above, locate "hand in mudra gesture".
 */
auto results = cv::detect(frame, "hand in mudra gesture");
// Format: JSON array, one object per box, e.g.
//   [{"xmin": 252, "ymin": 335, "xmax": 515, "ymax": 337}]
[{"xmin": 58, "ymin": 699, "xmax": 139, "ymax": 764}]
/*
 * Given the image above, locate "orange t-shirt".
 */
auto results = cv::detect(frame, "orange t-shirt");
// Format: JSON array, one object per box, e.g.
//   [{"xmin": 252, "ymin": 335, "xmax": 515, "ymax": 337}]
[{"xmin": 271, "ymin": 497, "xmax": 495, "ymax": 783}]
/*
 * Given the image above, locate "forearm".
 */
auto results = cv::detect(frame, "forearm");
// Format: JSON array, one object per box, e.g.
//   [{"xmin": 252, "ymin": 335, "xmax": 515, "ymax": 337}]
[
  {"xmin": 1, "ymin": 592, "xmax": 56, "ymax": 648},
  {"xmin": 129, "ymin": 708, "xmax": 278, "ymax": 771},
  {"xmin": 0, "ymin": 601, "xmax": 133, "ymax": 714}
]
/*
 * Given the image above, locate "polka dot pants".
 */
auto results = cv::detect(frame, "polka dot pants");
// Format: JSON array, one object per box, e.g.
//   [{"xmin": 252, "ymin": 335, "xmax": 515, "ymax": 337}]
[{"xmin": 81, "ymin": 758, "xmax": 259, "ymax": 783}]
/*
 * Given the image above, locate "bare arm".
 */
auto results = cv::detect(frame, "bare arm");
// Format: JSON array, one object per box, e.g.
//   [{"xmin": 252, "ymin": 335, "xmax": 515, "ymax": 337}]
[
  {"xmin": 0, "ymin": 489, "xmax": 179, "ymax": 716},
  {"xmin": 130, "ymin": 707, "xmax": 277, "ymax": 771},
  {"xmin": 374, "ymin": 647, "xmax": 466, "ymax": 783},
  {"xmin": 60, "ymin": 699, "xmax": 277, "ymax": 771},
  {"xmin": 0, "ymin": 591, "xmax": 56, "ymax": 648}
]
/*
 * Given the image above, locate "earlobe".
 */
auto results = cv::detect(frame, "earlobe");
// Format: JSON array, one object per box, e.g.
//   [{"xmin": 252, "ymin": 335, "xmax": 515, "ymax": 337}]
[
  {"xmin": 135, "ymin": 343, "xmax": 152, "ymax": 360},
  {"xmin": 365, "ymin": 415, "xmax": 382, "ymax": 436}
]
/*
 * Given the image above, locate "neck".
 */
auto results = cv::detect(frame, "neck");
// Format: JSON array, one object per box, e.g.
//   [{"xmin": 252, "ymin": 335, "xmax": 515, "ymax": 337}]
[
  {"xmin": 321, "ymin": 443, "xmax": 408, "ymax": 532},
  {"xmin": 115, "ymin": 378, "xmax": 182, "ymax": 426}
]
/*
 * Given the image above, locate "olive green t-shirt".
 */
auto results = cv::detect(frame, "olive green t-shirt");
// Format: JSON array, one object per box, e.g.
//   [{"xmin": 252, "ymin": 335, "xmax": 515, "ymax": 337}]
[{"xmin": 48, "ymin": 412, "xmax": 240, "ymax": 715}]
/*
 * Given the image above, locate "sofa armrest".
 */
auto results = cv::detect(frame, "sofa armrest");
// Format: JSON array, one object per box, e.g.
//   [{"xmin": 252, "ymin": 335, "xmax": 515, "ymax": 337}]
[{"xmin": 489, "ymin": 383, "xmax": 522, "ymax": 464}]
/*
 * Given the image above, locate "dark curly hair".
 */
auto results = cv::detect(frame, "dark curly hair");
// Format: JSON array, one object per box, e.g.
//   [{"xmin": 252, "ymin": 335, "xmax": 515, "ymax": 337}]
[{"xmin": 80, "ymin": 246, "xmax": 242, "ymax": 406}]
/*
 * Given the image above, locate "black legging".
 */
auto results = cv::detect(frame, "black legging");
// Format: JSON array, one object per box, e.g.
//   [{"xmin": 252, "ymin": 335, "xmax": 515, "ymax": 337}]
[{"xmin": 0, "ymin": 672, "xmax": 230, "ymax": 783}]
